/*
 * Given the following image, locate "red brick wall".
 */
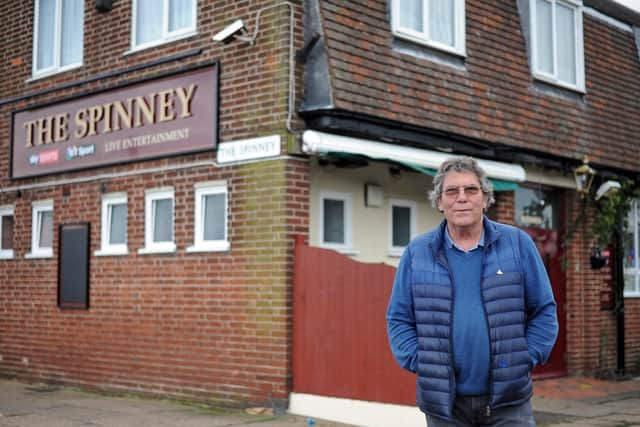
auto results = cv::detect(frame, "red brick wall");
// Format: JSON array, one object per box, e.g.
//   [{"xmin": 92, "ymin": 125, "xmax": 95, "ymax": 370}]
[
  {"xmin": 489, "ymin": 190, "xmax": 515, "ymax": 225},
  {"xmin": 0, "ymin": 0, "xmax": 307, "ymax": 408},
  {"xmin": 562, "ymin": 193, "xmax": 640, "ymax": 377}
]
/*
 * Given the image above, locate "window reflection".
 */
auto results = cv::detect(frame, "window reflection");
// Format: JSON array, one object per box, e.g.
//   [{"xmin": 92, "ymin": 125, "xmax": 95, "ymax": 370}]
[{"xmin": 515, "ymin": 187, "xmax": 558, "ymax": 229}]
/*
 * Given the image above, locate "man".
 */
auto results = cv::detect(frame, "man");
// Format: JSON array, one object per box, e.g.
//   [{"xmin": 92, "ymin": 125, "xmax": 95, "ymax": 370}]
[{"xmin": 386, "ymin": 157, "xmax": 558, "ymax": 426}]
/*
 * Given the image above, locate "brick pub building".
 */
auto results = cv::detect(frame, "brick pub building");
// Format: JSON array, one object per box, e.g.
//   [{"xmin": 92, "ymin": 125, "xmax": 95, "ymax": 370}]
[{"xmin": 1, "ymin": 1, "xmax": 640, "ymax": 426}]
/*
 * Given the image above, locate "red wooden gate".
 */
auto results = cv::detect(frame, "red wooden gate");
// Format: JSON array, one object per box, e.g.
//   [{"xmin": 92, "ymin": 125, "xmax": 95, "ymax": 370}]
[{"xmin": 292, "ymin": 236, "xmax": 416, "ymax": 404}]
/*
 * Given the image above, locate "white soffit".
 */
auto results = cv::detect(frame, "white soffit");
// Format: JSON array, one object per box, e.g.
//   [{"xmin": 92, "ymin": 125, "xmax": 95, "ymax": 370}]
[
  {"xmin": 524, "ymin": 166, "xmax": 576, "ymax": 189},
  {"xmin": 302, "ymin": 130, "xmax": 526, "ymax": 182}
]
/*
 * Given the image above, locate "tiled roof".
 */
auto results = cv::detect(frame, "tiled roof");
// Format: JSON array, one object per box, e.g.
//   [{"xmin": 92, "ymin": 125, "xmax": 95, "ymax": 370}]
[{"xmin": 306, "ymin": 0, "xmax": 640, "ymax": 173}]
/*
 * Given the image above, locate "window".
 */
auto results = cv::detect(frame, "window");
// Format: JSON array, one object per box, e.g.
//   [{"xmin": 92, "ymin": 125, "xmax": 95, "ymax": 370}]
[
  {"xmin": 187, "ymin": 182, "xmax": 229, "ymax": 252},
  {"xmin": 96, "ymin": 193, "xmax": 128, "ymax": 256},
  {"xmin": 27, "ymin": 200, "xmax": 54, "ymax": 258},
  {"xmin": 139, "ymin": 188, "xmax": 176, "ymax": 254},
  {"xmin": 389, "ymin": 200, "xmax": 417, "ymax": 256},
  {"xmin": 0, "ymin": 206, "xmax": 15, "ymax": 259},
  {"xmin": 33, "ymin": 0, "xmax": 84, "ymax": 76},
  {"xmin": 530, "ymin": 0, "xmax": 585, "ymax": 91},
  {"xmin": 319, "ymin": 191, "xmax": 353, "ymax": 252},
  {"xmin": 132, "ymin": 0, "xmax": 197, "ymax": 49},
  {"xmin": 624, "ymin": 200, "xmax": 640, "ymax": 297},
  {"xmin": 391, "ymin": 0, "xmax": 466, "ymax": 55}
]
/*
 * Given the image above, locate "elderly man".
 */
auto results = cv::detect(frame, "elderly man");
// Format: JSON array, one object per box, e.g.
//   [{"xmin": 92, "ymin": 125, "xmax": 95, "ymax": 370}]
[{"xmin": 386, "ymin": 157, "xmax": 558, "ymax": 426}]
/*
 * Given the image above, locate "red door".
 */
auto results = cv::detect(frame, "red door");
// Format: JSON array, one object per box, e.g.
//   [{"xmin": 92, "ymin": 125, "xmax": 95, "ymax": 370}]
[{"xmin": 524, "ymin": 227, "xmax": 567, "ymax": 378}]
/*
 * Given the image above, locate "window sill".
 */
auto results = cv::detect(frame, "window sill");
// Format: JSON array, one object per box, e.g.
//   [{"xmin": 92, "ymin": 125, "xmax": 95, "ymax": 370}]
[
  {"xmin": 393, "ymin": 30, "xmax": 466, "ymax": 58},
  {"xmin": 0, "ymin": 250, "xmax": 14, "ymax": 259},
  {"xmin": 94, "ymin": 248, "xmax": 129, "ymax": 257},
  {"xmin": 25, "ymin": 250, "xmax": 53, "ymax": 259},
  {"xmin": 532, "ymin": 73, "xmax": 585, "ymax": 94},
  {"xmin": 320, "ymin": 245, "xmax": 359, "ymax": 256},
  {"xmin": 27, "ymin": 63, "xmax": 83, "ymax": 83},
  {"xmin": 186, "ymin": 242, "xmax": 230, "ymax": 253},
  {"xmin": 624, "ymin": 293, "xmax": 640, "ymax": 298},
  {"xmin": 388, "ymin": 248, "xmax": 406, "ymax": 257},
  {"xmin": 138, "ymin": 244, "xmax": 177, "ymax": 255},
  {"xmin": 124, "ymin": 31, "xmax": 198, "ymax": 56}
]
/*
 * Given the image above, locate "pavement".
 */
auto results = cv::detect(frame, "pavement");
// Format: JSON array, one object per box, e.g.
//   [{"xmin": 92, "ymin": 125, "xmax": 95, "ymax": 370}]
[
  {"xmin": 532, "ymin": 376, "xmax": 640, "ymax": 426},
  {"xmin": 0, "ymin": 376, "xmax": 639, "ymax": 426}
]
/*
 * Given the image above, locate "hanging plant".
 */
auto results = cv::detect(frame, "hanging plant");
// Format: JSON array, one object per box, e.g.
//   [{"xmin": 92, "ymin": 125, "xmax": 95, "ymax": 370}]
[
  {"xmin": 561, "ymin": 179, "xmax": 640, "ymax": 271},
  {"xmin": 590, "ymin": 179, "xmax": 640, "ymax": 247}
]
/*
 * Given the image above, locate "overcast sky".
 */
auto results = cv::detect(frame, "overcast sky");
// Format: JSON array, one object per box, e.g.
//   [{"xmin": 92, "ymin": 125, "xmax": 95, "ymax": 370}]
[{"xmin": 614, "ymin": 0, "xmax": 640, "ymax": 12}]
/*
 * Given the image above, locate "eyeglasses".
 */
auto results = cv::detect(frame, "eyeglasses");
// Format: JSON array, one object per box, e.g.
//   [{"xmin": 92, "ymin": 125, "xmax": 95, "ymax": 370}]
[{"xmin": 441, "ymin": 185, "xmax": 482, "ymax": 198}]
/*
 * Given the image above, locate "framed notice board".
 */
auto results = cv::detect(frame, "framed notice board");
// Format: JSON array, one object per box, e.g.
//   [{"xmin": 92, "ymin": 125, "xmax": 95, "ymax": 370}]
[{"xmin": 58, "ymin": 223, "xmax": 90, "ymax": 309}]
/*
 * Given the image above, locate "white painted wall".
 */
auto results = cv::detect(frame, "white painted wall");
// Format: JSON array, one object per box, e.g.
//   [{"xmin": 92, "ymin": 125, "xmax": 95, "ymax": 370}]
[{"xmin": 309, "ymin": 159, "xmax": 442, "ymax": 266}]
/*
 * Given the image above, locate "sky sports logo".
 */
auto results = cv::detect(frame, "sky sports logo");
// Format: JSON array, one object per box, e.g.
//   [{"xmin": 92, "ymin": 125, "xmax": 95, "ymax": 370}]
[{"xmin": 28, "ymin": 149, "xmax": 59, "ymax": 166}]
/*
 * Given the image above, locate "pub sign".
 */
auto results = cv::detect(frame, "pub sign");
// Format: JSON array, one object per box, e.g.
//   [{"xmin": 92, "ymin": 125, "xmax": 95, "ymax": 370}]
[{"xmin": 11, "ymin": 64, "xmax": 218, "ymax": 179}]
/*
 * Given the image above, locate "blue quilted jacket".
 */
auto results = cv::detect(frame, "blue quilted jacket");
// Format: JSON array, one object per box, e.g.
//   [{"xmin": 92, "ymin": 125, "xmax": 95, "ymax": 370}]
[{"xmin": 387, "ymin": 218, "xmax": 558, "ymax": 421}]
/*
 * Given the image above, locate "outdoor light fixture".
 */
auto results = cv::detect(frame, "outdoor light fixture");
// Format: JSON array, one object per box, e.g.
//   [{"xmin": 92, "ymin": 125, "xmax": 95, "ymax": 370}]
[
  {"xmin": 595, "ymin": 180, "xmax": 622, "ymax": 200},
  {"xmin": 95, "ymin": 0, "xmax": 113, "ymax": 13},
  {"xmin": 573, "ymin": 156, "xmax": 596, "ymax": 197}
]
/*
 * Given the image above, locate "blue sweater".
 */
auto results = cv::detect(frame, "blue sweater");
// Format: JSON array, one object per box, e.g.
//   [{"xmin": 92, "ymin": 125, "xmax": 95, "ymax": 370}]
[{"xmin": 444, "ymin": 230, "xmax": 490, "ymax": 395}]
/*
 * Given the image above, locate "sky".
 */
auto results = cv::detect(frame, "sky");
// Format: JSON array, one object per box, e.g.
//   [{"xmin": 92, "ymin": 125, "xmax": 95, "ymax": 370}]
[{"xmin": 614, "ymin": 0, "xmax": 640, "ymax": 12}]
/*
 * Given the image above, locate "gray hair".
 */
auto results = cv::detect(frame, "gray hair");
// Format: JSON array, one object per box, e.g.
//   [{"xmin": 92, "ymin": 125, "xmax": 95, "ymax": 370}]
[{"xmin": 428, "ymin": 156, "xmax": 495, "ymax": 210}]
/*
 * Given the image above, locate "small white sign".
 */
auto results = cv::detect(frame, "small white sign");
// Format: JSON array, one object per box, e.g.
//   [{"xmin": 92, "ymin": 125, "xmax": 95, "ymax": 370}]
[{"xmin": 217, "ymin": 135, "xmax": 281, "ymax": 164}]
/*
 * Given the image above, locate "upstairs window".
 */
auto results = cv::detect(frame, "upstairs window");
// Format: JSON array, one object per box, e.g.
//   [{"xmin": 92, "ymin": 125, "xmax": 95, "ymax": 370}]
[
  {"xmin": 96, "ymin": 193, "xmax": 128, "ymax": 256},
  {"xmin": 530, "ymin": 0, "xmax": 585, "ymax": 91},
  {"xmin": 392, "ymin": 0, "xmax": 466, "ymax": 56},
  {"xmin": 27, "ymin": 200, "xmax": 54, "ymax": 258},
  {"xmin": 0, "ymin": 206, "xmax": 14, "ymax": 259},
  {"xmin": 624, "ymin": 200, "xmax": 640, "ymax": 297},
  {"xmin": 139, "ymin": 188, "xmax": 176, "ymax": 254},
  {"xmin": 33, "ymin": 0, "xmax": 84, "ymax": 76},
  {"xmin": 132, "ymin": 0, "xmax": 197, "ymax": 49}
]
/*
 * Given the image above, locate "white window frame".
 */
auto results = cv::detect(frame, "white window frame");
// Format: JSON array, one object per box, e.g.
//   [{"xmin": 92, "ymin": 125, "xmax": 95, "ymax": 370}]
[
  {"xmin": 139, "ymin": 188, "xmax": 176, "ymax": 254},
  {"xmin": 130, "ymin": 0, "xmax": 198, "ymax": 52},
  {"xmin": 624, "ymin": 200, "xmax": 640, "ymax": 297},
  {"xmin": 391, "ymin": 0, "xmax": 466, "ymax": 56},
  {"xmin": 32, "ymin": 0, "xmax": 84, "ymax": 78},
  {"xmin": 0, "ymin": 205, "xmax": 15, "ymax": 259},
  {"xmin": 187, "ymin": 181, "xmax": 230, "ymax": 253},
  {"xmin": 95, "ymin": 193, "xmax": 128, "ymax": 256},
  {"xmin": 319, "ymin": 191, "xmax": 354, "ymax": 253},
  {"xmin": 388, "ymin": 199, "xmax": 417, "ymax": 257},
  {"xmin": 530, "ymin": 0, "xmax": 585, "ymax": 92},
  {"xmin": 26, "ymin": 200, "xmax": 54, "ymax": 259}
]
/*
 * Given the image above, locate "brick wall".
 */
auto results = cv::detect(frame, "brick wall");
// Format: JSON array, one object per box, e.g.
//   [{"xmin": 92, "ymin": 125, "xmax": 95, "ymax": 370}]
[
  {"xmin": 562, "ymin": 193, "xmax": 640, "ymax": 377},
  {"xmin": 0, "ymin": 0, "xmax": 307, "ymax": 408}
]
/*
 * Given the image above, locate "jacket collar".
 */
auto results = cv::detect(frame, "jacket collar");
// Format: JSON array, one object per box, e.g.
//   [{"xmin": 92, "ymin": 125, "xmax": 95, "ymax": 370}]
[{"xmin": 430, "ymin": 216, "xmax": 501, "ymax": 254}]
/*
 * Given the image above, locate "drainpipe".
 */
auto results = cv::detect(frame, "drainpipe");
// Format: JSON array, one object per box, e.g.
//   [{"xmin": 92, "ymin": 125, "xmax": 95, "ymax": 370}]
[{"xmin": 613, "ymin": 210, "xmax": 625, "ymax": 375}]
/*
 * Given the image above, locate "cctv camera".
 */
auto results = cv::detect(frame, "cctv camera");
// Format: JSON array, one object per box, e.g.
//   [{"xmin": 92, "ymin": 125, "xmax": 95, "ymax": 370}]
[{"xmin": 212, "ymin": 19, "xmax": 250, "ymax": 44}]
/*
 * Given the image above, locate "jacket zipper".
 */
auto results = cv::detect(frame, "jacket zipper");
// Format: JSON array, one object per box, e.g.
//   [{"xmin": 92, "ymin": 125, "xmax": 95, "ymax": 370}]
[
  {"xmin": 480, "ymin": 243, "xmax": 494, "ymax": 417},
  {"xmin": 432, "ymin": 245, "xmax": 457, "ymax": 416}
]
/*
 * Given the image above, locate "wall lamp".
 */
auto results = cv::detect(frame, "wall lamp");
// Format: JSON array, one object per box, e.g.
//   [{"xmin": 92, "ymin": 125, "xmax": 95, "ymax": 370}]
[
  {"xmin": 574, "ymin": 156, "xmax": 596, "ymax": 198},
  {"xmin": 95, "ymin": 0, "xmax": 113, "ymax": 13},
  {"xmin": 595, "ymin": 180, "xmax": 621, "ymax": 201}
]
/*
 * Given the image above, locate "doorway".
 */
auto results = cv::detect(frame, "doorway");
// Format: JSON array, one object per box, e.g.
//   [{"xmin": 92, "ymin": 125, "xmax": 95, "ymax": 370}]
[{"xmin": 515, "ymin": 186, "xmax": 567, "ymax": 378}]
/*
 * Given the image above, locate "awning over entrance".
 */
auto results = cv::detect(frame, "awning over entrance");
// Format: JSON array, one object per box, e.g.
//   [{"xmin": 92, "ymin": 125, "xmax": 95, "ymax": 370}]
[{"xmin": 302, "ymin": 130, "xmax": 524, "ymax": 191}]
